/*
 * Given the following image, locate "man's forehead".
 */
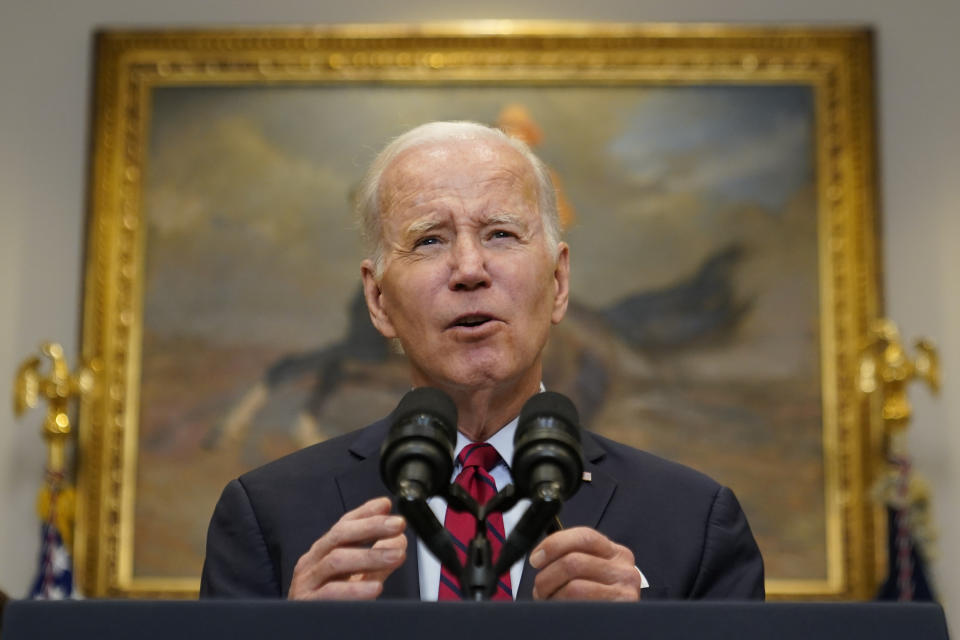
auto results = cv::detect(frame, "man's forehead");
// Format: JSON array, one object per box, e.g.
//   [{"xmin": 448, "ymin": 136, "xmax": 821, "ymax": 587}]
[
  {"xmin": 375, "ymin": 138, "xmax": 539, "ymax": 235},
  {"xmin": 383, "ymin": 137, "xmax": 534, "ymax": 188}
]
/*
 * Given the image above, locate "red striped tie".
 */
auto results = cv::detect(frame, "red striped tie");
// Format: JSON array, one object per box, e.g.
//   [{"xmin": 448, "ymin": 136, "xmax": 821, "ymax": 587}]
[{"xmin": 438, "ymin": 442, "xmax": 513, "ymax": 600}]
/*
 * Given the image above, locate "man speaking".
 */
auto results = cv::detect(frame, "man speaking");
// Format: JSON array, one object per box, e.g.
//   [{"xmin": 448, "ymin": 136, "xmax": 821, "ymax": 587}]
[{"xmin": 200, "ymin": 121, "xmax": 764, "ymax": 601}]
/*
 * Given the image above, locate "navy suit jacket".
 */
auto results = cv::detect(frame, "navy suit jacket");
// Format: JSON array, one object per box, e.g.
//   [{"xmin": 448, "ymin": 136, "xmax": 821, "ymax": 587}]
[{"xmin": 200, "ymin": 418, "xmax": 764, "ymax": 600}]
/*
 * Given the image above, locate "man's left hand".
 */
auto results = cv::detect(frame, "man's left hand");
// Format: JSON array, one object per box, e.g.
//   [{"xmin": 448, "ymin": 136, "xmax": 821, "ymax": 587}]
[{"xmin": 529, "ymin": 527, "xmax": 643, "ymax": 601}]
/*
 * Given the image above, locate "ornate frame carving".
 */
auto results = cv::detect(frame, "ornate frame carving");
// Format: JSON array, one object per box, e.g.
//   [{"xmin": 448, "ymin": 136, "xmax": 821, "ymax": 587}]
[{"xmin": 76, "ymin": 23, "xmax": 883, "ymax": 599}]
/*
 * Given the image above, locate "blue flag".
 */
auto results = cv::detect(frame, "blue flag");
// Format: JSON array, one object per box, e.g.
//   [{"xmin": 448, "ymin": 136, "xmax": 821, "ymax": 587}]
[
  {"xmin": 877, "ymin": 506, "xmax": 935, "ymax": 601},
  {"xmin": 29, "ymin": 521, "xmax": 75, "ymax": 599},
  {"xmin": 28, "ymin": 482, "xmax": 75, "ymax": 600}
]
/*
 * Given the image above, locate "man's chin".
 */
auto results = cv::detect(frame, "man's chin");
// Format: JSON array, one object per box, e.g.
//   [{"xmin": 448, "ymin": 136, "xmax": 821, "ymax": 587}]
[
  {"xmin": 416, "ymin": 371, "xmax": 500, "ymax": 393},
  {"xmin": 415, "ymin": 361, "xmax": 537, "ymax": 396}
]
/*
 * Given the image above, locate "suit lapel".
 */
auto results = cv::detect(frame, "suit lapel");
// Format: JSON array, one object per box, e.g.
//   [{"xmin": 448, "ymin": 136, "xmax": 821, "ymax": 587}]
[
  {"xmin": 515, "ymin": 431, "xmax": 616, "ymax": 600},
  {"xmin": 335, "ymin": 419, "xmax": 420, "ymax": 599}
]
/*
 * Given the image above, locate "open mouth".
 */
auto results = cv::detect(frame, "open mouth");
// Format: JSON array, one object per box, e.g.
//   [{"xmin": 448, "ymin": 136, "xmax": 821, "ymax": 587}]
[{"xmin": 451, "ymin": 314, "xmax": 495, "ymax": 328}]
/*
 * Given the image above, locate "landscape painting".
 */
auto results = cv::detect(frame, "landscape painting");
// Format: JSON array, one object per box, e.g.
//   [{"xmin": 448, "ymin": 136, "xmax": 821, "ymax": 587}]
[{"xmin": 135, "ymin": 83, "xmax": 823, "ymax": 585}]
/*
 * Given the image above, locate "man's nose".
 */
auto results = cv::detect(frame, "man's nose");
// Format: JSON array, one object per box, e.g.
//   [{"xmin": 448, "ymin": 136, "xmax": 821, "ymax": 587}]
[{"xmin": 448, "ymin": 236, "xmax": 491, "ymax": 291}]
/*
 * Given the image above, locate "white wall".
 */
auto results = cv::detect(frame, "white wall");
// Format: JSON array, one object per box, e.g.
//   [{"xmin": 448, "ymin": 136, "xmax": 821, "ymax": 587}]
[{"xmin": 2, "ymin": 0, "xmax": 957, "ymax": 624}]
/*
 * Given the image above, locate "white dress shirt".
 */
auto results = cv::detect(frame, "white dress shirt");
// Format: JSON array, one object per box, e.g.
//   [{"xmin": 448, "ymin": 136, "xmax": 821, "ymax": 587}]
[{"xmin": 418, "ymin": 416, "xmax": 529, "ymax": 600}]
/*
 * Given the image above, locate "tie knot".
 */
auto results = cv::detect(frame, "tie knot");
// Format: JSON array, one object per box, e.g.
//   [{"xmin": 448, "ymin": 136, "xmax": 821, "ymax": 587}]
[{"xmin": 457, "ymin": 443, "xmax": 502, "ymax": 472}]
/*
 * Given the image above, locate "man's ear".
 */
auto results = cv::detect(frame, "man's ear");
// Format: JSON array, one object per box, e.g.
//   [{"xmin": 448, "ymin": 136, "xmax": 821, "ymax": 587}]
[
  {"xmin": 551, "ymin": 242, "xmax": 570, "ymax": 325},
  {"xmin": 361, "ymin": 260, "xmax": 398, "ymax": 339}
]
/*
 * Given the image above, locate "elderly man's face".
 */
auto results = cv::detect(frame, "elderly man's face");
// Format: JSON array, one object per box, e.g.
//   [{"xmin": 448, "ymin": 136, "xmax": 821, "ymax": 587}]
[{"xmin": 361, "ymin": 138, "xmax": 569, "ymax": 393}]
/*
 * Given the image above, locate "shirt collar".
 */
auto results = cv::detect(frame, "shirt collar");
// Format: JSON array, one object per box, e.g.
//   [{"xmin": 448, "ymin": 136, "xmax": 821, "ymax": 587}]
[
  {"xmin": 453, "ymin": 415, "xmax": 517, "ymax": 471},
  {"xmin": 451, "ymin": 383, "xmax": 543, "ymax": 470}
]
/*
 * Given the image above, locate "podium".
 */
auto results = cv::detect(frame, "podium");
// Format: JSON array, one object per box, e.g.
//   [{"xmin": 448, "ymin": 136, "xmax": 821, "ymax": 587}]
[{"xmin": 2, "ymin": 600, "xmax": 949, "ymax": 640}]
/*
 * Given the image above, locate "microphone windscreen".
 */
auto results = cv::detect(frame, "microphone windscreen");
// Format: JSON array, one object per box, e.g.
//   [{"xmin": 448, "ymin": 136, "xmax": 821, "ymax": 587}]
[
  {"xmin": 517, "ymin": 391, "xmax": 580, "ymax": 440},
  {"xmin": 393, "ymin": 387, "xmax": 458, "ymax": 444}
]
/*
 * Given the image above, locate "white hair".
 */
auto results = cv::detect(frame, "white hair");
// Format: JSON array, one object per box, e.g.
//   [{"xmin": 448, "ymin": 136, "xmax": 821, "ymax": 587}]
[{"xmin": 355, "ymin": 121, "xmax": 561, "ymax": 277}]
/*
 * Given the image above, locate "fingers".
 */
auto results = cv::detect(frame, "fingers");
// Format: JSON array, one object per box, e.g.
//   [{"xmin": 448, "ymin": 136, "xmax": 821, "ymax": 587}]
[
  {"xmin": 371, "ymin": 531, "xmax": 408, "ymax": 551},
  {"xmin": 342, "ymin": 496, "xmax": 394, "ymax": 521},
  {"xmin": 288, "ymin": 497, "xmax": 407, "ymax": 600},
  {"xmin": 535, "ymin": 577, "xmax": 639, "ymax": 601},
  {"xmin": 294, "ymin": 546, "xmax": 405, "ymax": 599},
  {"xmin": 299, "ymin": 497, "xmax": 401, "ymax": 566},
  {"xmin": 530, "ymin": 527, "xmax": 627, "ymax": 568},
  {"xmin": 530, "ymin": 527, "xmax": 642, "ymax": 601},
  {"xmin": 357, "ymin": 533, "xmax": 408, "ymax": 584},
  {"xmin": 295, "ymin": 579, "xmax": 386, "ymax": 601}
]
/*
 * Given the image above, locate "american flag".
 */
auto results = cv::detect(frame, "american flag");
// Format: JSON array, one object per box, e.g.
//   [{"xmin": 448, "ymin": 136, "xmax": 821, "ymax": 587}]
[
  {"xmin": 28, "ymin": 481, "xmax": 75, "ymax": 600},
  {"xmin": 876, "ymin": 455, "xmax": 935, "ymax": 602}
]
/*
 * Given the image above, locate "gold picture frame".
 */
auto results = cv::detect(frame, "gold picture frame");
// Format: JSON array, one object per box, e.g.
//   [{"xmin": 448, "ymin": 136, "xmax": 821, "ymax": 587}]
[{"xmin": 76, "ymin": 23, "xmax": 883, "ymax": 599}]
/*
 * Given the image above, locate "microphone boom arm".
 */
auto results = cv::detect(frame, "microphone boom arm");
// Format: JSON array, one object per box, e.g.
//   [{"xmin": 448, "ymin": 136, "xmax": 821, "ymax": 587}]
[
  {"xmin": 492, "ymin": 481, "xmax": 563, "ymax": 579},
  {"xmin": 396, "ymin": 484, "xmax": 463, "ymax": 578}
]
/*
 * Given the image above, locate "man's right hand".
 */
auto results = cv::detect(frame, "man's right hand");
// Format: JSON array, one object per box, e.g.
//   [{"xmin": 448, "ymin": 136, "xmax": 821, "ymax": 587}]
[{"xmin": 288, "ymin": 496, "xmax": 407, "ymax": 600}]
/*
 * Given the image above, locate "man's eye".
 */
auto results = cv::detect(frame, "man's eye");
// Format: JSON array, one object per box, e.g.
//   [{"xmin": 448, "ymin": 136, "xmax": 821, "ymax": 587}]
[
  {"xmin": 414, "ymin": 236, "xmax": 440, "ymax": 248},
  {"xmin": 490, "ymin": 230, "xmax": 516, "ymax": 240}
]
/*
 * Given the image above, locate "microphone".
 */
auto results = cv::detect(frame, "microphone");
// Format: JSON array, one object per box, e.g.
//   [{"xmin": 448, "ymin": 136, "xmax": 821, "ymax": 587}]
[
  {"xmin": 379, "ymin": 387, "xmax": 462, "ymax": 579},
  {"xmin": 512, "ymin": 391, "xmax": 583, "ymax": 502},
  {"xmin": 380, "ymin": 387, "xmax": 458, "ymax": 501},
  {"xmin": 493, "ymin": 392, "xmax": 584, "ymax": 579}
]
